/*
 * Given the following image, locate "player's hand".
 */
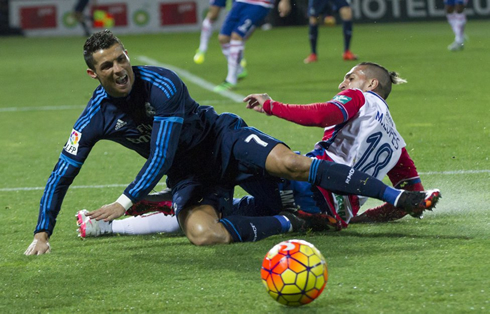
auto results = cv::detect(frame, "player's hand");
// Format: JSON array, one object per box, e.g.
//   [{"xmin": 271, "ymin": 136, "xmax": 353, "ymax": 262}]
[
  {"xmin": 278, "ymin": 0, "xmax": 291, "ymax": 17},
  {"xmin": 87, "ymin": 202, "xmax": 125, "ymax": 221},
  {"xmin": 243, "ymin": 93, "xmax": 271, "ymax": 113},
  {"xmin": 24, "ymin": 232, "xmax": 51, "ymax": 255}
]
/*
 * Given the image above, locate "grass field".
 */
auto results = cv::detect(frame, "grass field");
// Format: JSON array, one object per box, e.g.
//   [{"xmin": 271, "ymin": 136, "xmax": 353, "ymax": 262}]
[{"xmin": 0, "ymin": 20, "xmax": 489, "ymax": 313}]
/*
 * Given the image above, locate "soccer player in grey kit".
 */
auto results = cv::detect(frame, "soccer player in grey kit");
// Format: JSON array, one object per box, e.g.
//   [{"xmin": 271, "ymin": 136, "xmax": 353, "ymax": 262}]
[{"xmin": 25, "ymin": 30, "xmax": 440, "ymax": 255}]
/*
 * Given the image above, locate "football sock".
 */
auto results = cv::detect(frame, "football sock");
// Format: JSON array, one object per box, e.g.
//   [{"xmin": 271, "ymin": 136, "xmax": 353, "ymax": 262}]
[
  {"xmin": 446, "ymin": 13, "xmax": 459, "ymax": 41},
  {"xmin": 226, "ymin": 39, "xmax": 244, "ymax": 85},
  {"xmin": 219, "ymin": 215, "xmax": 289, "ymax": 242},
  {"xmin": 220, "ymin": 43, "xmax": 230, "ymax": 58},
  {"xmin": 342, "ymin": 20, "xmax": 353, "ymax": 51},
  {"xmin": 307, "ymin": 159, "xmax": 402, "ymax": 205},
  {"xmin": 454, "ymin": 12, "xmax": 466, "ymax": 43},
  {"xmin": 112, "ymin": 212, "xmax": 180, "ymax": 235},
  {"xmin": 198, "ymin": 17, "xmax": 213, "ymax": 52},
  {"xmin": 308, "ymin": 24, "xmax": 318, "ymax": 54}
]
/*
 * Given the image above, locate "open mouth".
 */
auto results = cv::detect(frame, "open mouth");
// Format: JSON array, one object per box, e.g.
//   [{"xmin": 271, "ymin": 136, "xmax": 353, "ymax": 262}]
[{"xmin": 116, "ymin": 74, "xmax": 129, "ymax": 86}]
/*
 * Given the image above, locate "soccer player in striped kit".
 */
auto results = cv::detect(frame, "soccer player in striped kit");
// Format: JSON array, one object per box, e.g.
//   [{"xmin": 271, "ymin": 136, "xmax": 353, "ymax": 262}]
[
  {"xmin": 213, "ymin": 0, "xmax": 292, "ymax": 91},
  {"xmin": 25, "ymin": 31, "xmax": 439, "ymax": 255},
  {"xmin": 245, "ymin": 62, "xmax": 436, "ymax": 227}
]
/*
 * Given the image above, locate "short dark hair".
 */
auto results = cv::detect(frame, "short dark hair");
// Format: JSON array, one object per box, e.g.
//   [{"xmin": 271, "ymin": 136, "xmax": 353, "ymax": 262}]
[
  {"xmin": 358, "ymin": 62, "xmax": 407, "ymax": 100},
  {"xmin": 83, "ymin": 29, "xmax": 124, "ymax": 70}
]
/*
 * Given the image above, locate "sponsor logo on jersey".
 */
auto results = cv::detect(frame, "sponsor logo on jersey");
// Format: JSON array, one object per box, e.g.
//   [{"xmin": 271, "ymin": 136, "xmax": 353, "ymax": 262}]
[
  {"xmin": 333, "ymin": 95, "xmax": 352, "ymax": 104},
  {"xmin": 333, "ymin": 193, "xmax": 346, "ymax": 219},
  {"xmin": 145, "ymin": 102, "xmax": 156, "ymax": 117},
  {"xmin": 115, "ymin": 119, "xmax": 127, "ymax": 130},
  {"xmin": 127, "ymin": 123, "xmax": 152, "ymax": 144},
  {"xmin": 64, "ymin": 129, "xmax": 81, "ymax": 155}
]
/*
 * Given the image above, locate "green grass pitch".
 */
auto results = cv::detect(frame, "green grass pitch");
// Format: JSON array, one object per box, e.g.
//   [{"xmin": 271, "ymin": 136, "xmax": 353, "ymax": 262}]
[{"xmin": 0, "ymin": 20, "xmax": 489, "ymax": 313}]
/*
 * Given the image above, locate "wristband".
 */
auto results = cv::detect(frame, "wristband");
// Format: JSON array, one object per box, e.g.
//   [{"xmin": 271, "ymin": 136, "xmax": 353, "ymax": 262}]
[
  {"xmin": 263, "ymin": 99, "xmax": 274, "ymax": 115},
  {"xmin": 116, "ymin": 194, "xmax": 133, "ymax": 210}
]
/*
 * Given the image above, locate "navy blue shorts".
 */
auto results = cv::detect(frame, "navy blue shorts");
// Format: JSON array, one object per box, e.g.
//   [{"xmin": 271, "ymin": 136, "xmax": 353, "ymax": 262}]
[
  {"xmin": 168, "ymin": 113, "xmax": 284, "ymax": 216},
  {"xmin": 74, "ymin": 0, "xmax": 89, "ymax": 13},
  {"xmin": 210, "ymin": 0, "xmax": 228, "ymax": 8},
  {"xmin": 220, "ymin": 2, "xmax": 270, "ymax": 38},
  {"xmin": 308, "ymin": 0, "xmax": 350, "ymax": 16}
]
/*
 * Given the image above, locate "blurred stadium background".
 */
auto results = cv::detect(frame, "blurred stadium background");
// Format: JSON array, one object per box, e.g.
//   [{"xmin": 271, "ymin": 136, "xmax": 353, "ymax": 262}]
[{"xmin": 2, "ymin": 0, "xmax": 489, "ymax": 36}]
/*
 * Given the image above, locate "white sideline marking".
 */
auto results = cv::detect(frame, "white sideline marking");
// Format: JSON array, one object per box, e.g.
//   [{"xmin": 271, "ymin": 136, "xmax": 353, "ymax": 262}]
[
  {"xmin": 0, "ymin": 100, "xmax": 229, "ymax": 113},
  {"xmin": 1, "ymin": 183, "xmax": 165, "ymax": 192},
  {"xmin": 0, "ymin": 105, "xmax": 85, "ymax": 112},
  {"xmin": 137, "ymin": 55, "xmax": 246, "ymax": 103},
  {"xmin": 419, "ymin": 170, "xmax": 490, "ymax": 175},
  {"xmin": 1, "ymin": 56, "xmax": 243, "ymax": 113},
  {"xmin": 1, "ymin": 170, "xmax": 488, "ymax": 193}
]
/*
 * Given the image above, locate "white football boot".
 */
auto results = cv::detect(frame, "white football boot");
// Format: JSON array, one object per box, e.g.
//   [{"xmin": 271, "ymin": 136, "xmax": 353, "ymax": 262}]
[
  {"xmin": 447, "ymin": 41, "xmax": 464, "ymax": 51},
  {"xmin": 76, "ymin": 209, "xmax": 112, "ymax": 238}
]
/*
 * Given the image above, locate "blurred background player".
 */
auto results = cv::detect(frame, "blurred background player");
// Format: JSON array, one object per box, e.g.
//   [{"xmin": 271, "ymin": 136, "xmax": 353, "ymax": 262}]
[
  {"xmin": 194, "ymin": 0, "xmax": 230, "ymax": 64},
  {"xmin": 73, "ymin": 0, "xmax": 92, "ymax": 37},
  {"xmin": 213, "ymin": 0, "xmax": 291, "ymax": 91},
  {"xmin": 445, "ymin": 0, "xmax": 467, "ymax": 51},
  {"xmin": 304, "ymin": 0, "xmax": 357, "ymax": 63}
]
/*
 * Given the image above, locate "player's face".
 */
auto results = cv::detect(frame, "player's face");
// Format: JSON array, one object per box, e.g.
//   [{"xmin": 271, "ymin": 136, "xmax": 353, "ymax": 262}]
[
  {"xmin": 87, "ymin": 43, "xmax": 134, "ymax": 98},
  {"xmin": 338, "ymin": 65, "xmax": 371, "ymax": 92}
]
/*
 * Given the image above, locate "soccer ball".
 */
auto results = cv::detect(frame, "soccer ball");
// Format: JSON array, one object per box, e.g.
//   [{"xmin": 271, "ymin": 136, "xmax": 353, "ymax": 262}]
[{"xmin": 261, "ymin": 239, "xmax": 328, "ymax": 306}]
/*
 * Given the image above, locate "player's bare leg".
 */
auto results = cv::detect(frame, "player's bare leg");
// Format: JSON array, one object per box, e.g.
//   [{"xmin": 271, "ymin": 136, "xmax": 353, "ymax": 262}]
[
  {"xmin": 265, "ymin": 144, "xmax": 312, "ymax": 181},
  {"xmin": 178, "ymin": 205, "xmax": 232, "ymax": 246}
]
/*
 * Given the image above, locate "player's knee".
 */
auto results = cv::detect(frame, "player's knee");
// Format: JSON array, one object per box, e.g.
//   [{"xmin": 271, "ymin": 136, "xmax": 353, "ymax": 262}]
[
  {"xmin": 218, "ymin": 35, "xmax": 230, "ymax": 45},
  {"xmin": 179, "ymin": 205, "xmax": 229, "ymax": 245},
  {"xmin": 309, "ymin": 16, "xmax": 319, "ymax": 25},
  {"xmin": 340, "ymin": 7, "xmax": 352, "ymax": 20},
  {"xmin": 185, "ymin": 221, "xmax": 210, "ymax": 245},
  {"xmin": 185, "ymin": 218, "xmax": 230, "ymax": 246}
]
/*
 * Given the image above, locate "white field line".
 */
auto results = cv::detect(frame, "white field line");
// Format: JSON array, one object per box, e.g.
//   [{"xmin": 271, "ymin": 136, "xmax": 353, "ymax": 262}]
[
  {"xmin": 1, "ymin": 170, "xmax": 488, "ymax": 193},
  {"xmin": 136, "ymin": 55, "xmax": 246, "ymax": 103},
  {"xmin": 0, "ymin": 105, "xmax": 86, "ymax": 112},
  {"xmin": 419, "ymin": 170, "xmax": 490, "ymax": 175},
  {"xmin": 1, "ymin": 55, "xmax": 241, "ymax": 113},
  {"xmin": 1, "ymin": 183, "xmax": 166, "ymax": 192},
  {"xmin": 0, "ymin": 99, "xmax": 230, "ymax": 113},
  {"xmin": 1, "ymin": 98, "xmax": 235, "ymax": 115}
]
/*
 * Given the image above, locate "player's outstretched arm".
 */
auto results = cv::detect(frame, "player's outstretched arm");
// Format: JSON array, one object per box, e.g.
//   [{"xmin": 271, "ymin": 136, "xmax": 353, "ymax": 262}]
[
  {"xmin": 243, "ymin": 93, "xmax": 272, "ymax": 113},
  {"xmin": 24, "ymin": 232, "xmax": 51, "ymax": 255}
]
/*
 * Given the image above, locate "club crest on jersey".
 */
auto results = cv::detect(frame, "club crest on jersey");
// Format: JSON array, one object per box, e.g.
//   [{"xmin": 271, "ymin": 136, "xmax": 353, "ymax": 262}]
[
  {"xmin": 145, "ymin": 102, "xmax": 156, "ymax": 117},
  {"xmin": 64, "ymin": 129, "xmax": 81, "ymax": 155},
  {"xmin": 333, "ymin": 95, "xmax": 352, "ymax": 104}
]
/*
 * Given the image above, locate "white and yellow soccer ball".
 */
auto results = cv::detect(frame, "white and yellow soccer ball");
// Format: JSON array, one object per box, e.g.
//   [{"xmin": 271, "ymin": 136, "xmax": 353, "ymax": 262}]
[{"xmin": 261, "ymin": 239, "xmax": 328, "ymax": 306}]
